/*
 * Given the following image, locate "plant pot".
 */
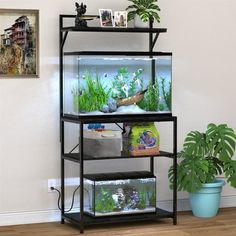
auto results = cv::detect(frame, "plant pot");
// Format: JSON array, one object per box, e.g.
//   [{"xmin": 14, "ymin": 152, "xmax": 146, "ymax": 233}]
[
  {"xmin": 189, "ymin": 179, "xmax": 225, "ymax": 218},
  {"xmin": 134, "ymin": 15, "xmax": 149, "ymax": 28}
]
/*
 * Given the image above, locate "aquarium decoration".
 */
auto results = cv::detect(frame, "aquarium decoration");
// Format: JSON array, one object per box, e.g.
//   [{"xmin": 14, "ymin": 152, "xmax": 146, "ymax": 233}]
[
  {"xmin": 128, "ymin": 122, "xmax": 160, "ymax": 156},
  {"xmin": 72, "ymin": 71, "xmax": 111, "ymax": 113},
  {"xmin": 84, "ymin": 171, "xmax": 156, "ymax": 217},
  {"xmin": 160, "ymin": 76, "xmax": 172, "ymax": 111},
  {"xmin": 137, "ymin": 81, "xmax": 159, "ymax": 111}
]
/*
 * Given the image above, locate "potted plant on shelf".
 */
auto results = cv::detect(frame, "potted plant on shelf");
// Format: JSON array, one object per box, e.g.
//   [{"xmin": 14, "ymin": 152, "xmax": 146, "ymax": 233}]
[
  {"xmin": 168, "ymin": 123, "xmax": 236, "ymax": 218},
  {"xmin": 126, "ymin": 0, "xmax": 161, "ymax": 28}
]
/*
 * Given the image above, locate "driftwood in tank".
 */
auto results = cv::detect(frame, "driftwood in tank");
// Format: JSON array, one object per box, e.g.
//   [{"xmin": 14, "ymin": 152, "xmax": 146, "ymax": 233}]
[{"xmin": 116, "ymin": 89, "xmax": 147, "ymax": 107}]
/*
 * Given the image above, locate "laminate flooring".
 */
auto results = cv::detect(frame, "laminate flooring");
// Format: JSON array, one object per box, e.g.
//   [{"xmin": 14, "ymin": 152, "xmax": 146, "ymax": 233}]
[{"xmin": 0, "ymin": 208, "xmax": 236, "ymax": 236}]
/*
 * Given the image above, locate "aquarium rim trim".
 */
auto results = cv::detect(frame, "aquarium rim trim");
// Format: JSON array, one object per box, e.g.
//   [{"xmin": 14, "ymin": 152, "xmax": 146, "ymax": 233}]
[
  {"xmin": 64, "ymin": 51, "xmax": 172, "ymax": 57},
  {"xmin": 84, "ymin": 171, "xmax": 155, "ymax": 181}
]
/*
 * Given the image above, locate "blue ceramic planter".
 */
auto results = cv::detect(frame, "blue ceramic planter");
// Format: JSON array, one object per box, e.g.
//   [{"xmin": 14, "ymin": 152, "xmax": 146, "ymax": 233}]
[{"xmin": 189, "ymin": 179, "xmax": 225, "ymax": 218}]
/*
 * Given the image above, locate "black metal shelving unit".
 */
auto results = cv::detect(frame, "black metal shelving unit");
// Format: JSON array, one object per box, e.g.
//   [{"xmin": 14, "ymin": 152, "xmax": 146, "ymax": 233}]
[{"xmin": 59, "ymin": 14, "xmax": 177, "ymax": 234}]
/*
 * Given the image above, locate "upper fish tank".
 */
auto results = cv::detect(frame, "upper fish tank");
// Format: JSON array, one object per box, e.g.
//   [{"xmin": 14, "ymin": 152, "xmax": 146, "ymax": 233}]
[{"xmin": 63, "ymin": 53, "xmax": 172, "ymax": 116}]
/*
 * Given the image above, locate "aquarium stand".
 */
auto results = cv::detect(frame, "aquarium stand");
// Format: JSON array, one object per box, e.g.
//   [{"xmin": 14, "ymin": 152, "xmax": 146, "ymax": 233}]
[{"xmin": 59, "ymin": 14, "xmax": 177, "ymax": 234}]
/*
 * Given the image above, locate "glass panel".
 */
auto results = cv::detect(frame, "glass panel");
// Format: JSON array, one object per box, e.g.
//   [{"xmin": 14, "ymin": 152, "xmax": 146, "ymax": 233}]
[{"xmin": 63, "ymin": 55, "xmax": 172, "ymax": 115}]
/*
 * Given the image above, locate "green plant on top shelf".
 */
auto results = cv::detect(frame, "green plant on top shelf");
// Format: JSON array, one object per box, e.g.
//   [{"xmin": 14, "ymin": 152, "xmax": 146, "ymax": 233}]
[
  {"xmin": 126, "ymin": 0, "xmax": 161, "ymax": 23},
  {"xmin": 160, "ymin": 77, "xmax": 171, "ymax": 111},
  {"xmin": 72, "ymin": 71, "xmax": 111, "ymax": 112},
  {"xmin": 138, "ymin": 81, "xmax": 159, "ymax": 111}
]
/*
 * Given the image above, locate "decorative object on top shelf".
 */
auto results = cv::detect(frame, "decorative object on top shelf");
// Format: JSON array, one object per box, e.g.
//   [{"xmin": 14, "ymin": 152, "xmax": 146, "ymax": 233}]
[
  {"xmin": 168, "ymin": 123, "xmax": 236, "ymax": 218},
  {"xmin": 75, "ymin": 2, "xmax": 88, "ymax": 27},
  {"xmin": 114, "ymin": 11, "xmax": 127, "ymax": 28},
  {"xmin": 99, "ymin": 9, "xmax": 113, "ymax": 27},
  {"xmin": 126, "ymin": 0, "xmax": 161, "ymax": 28},
  {"xmin": 0, "ymin": 9, "xmax": 39, "ymax": 78}
]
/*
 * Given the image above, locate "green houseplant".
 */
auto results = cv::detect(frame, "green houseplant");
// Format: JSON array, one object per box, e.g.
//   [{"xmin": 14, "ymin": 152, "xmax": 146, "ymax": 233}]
[
  {"xmin": 168, "ymin": 123, "xmax": 236, "ymax": 217},
  {"xmin": 126, "ymin": 0, "xmax": 161, "ymax": 28}
]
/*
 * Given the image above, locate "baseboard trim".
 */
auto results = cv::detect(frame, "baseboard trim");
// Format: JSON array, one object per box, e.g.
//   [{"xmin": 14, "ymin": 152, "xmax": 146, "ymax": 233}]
[{"xmin": 0, "ymin": 195, "xmax": 235, "ymax": 226}]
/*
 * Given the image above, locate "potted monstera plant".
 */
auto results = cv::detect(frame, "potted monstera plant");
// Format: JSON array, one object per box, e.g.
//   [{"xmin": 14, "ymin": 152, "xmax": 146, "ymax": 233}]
[
  {"xmin": 168, "ymin": 123, "xmax": 236, "ymax": 218},
  {"xmin": 126, "ymin": 0, "xmax": 161, "ymax": 28}
]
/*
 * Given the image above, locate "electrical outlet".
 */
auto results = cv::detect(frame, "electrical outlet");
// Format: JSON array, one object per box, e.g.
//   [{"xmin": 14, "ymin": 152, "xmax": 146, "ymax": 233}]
[
  {"xmin": 48, "ymin": 177, "xmax": 80, "ymax": 193},
  {"xmin": 48, "ymin": 179, "xmax": 58, "ymax": 193}
]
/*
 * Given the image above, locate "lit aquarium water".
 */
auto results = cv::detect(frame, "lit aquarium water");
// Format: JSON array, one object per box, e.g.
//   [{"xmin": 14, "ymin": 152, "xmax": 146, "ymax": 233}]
[
  {"xmin": 63, "ymin": 54, "xmax": 172, "ymax": 115},
  {"xmin": 84, "ymin": 171, "xmax": 156, "ymax": 217}
]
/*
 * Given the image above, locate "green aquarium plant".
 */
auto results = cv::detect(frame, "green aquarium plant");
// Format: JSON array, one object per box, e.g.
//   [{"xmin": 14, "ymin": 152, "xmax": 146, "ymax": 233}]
[
  {"xmin": 126, "ymin": 0, "xmax": 161, "ymax": 23},
  {"xmin": 160, "ymin": 77, "xmax": 171, "ymax": 111},
  {"xmin": 149, "ymin": 190, "xmax": 156, "ymax": 207},
  {"xmin": 138, "ymin": 81, "xmax": 159, "ymax": 111},
  {"xmin": 137, "ymin": 189, "xmax": 146, "ymax": 209},
  {"xmin": 112, "ymin": 67, "xmax": 143, "ymax": 99},
  {"xmin": 72, "ymin": 71, "xmax": 111, "ymax": 112},
  {"xmin": 168, "ymin": 123, "xmax": 236, "ymax": 193},
  {"xmin": 95, "ymin": 187, "xmax": 116, "ymax": 213}
]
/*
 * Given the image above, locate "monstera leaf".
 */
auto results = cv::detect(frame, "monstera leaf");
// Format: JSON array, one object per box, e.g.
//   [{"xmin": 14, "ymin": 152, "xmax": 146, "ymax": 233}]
[
  {"xmin": 169, "ymin": 151, "xmax": 209, "ymax": 193},
  {"xmin": 224, "ymin": 160, "xmax": 236, "ymax": 188},
  {"xmin": 183, "ymin": 131, "xmax": 208, "ymax": 157}
]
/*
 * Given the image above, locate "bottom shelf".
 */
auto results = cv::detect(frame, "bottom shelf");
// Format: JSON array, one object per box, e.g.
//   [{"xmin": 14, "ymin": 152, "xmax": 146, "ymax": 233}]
[{"xmin": 62, "ymin": 208, "xmax": 174, "ymax": 226}]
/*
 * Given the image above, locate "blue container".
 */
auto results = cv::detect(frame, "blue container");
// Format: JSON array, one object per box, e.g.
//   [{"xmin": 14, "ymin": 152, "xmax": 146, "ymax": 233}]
[{"xmin": 189, "ymin": 179, "xmax": 225, "ymax": 218}]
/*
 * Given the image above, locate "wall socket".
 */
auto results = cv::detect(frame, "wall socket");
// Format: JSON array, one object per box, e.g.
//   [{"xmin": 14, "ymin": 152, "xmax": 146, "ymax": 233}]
[{"xmin": 48, "ymin": 177, "xmax": 80, "ymax": 193}]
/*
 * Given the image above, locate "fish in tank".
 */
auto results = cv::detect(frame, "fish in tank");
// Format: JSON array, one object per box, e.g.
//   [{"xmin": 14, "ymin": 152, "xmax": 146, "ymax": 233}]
[
  {"xmin": 63, "ymin": 54, "xmax": 172, "ymax": 115},
  {"xmin": 84, "ymin": 171, "xmax": 156, "ymax": 217}
]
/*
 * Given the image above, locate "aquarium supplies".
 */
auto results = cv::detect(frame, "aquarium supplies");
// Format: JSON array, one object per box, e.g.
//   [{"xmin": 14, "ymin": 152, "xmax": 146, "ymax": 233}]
[
  {"xmin": 83, "ymin": 129, "xmax": 122, "ymax": 158},
  {"xmin": 128, "ymin": 122, "xmax": 160, "ymax": 156},
  {"xmin": 87, "ymin": 123, "xmax": 105, "ymax": 131},
  {"xmin": 84, "ymin": 171, "xmax": 156, "ymax": 217}
]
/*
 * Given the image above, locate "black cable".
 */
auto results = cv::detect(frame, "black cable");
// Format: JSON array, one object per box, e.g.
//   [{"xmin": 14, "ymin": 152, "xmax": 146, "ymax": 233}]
[{"xmin": 51, "ymin": 186, "xmax": 91, "ymax": 212}]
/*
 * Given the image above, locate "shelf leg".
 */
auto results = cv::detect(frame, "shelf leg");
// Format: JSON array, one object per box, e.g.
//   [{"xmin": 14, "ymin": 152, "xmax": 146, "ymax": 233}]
[
  {"xmin": 150, "ymin": 157, "xmax": 154, "ymax": 174},
  {"xmin": 61, "ymin": 121, "xmax": 65, "ymax": 224},
  {"xmin": 173, "ymin": 117, "xmax": 178, "ymax": 225},
  {"xmin": 79, "ymin": 122, "xmax": 84, "ymax": 233}
]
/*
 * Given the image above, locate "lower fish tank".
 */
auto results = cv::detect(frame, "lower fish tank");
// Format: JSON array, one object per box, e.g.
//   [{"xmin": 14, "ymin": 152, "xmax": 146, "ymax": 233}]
[
  {"xmin": 84, "ymin": 171, "xmax": 156, "ymax": 217},
  {"xmin": 63, "ymin": 53, "xmax": 172, "ymax": 116}
]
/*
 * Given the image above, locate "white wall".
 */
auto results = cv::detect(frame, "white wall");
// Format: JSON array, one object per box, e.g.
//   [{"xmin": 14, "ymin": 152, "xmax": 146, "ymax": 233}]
[{"xmin": 0, "ymin": 0, "xmax": 236, "ymax": 225}]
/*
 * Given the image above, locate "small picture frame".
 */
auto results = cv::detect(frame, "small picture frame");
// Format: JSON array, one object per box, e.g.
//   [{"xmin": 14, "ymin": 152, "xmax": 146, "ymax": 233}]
[
  {"xmin": 114, "ymin": 11, "xmax": 127, "ymax": 28},
  {"xmin": 99, "ymin": 9, "xmax": 113, "ymax": 27}
]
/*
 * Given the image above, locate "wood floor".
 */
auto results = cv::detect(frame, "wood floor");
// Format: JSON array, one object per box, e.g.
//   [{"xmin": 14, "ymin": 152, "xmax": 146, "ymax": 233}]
[{"xmin": 0, "ymin": 208, "xmax": 236, "ymax": 236}]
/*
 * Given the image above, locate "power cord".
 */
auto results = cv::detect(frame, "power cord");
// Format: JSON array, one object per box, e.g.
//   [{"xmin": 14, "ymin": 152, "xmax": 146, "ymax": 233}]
[{"xmin": 51, "ymin": 186, "xmax": 90, "ymax": 212}]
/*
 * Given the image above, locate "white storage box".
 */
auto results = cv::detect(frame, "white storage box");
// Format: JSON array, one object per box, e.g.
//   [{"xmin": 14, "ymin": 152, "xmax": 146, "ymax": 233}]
[{"xmin": 83, "ymin": 130, "xmax": 122, "ymax": 158}]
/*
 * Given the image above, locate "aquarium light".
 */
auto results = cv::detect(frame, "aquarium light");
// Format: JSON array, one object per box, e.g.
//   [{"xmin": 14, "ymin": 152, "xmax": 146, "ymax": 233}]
[
  {"xmin": 94, "ymin": 179, "xmax": 131, "ymax": 186},
  {"xmin": 140, "ymin": 178, "xmax": 156, "ymax": 183}
]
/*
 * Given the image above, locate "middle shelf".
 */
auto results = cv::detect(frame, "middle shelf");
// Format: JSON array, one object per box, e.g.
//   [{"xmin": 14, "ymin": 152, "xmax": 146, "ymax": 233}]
[{"xmin": 63, "ymin": 151, "xmax": 174, "ymax": 163}]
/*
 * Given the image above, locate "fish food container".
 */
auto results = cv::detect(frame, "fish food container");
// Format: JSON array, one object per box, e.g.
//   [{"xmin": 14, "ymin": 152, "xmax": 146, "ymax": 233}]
[
  {"xmin": 83, "ymin": 130, "xmax": 122, "ymax": 158},
  {"xmin": 84, "ymin": 171, "xmax": 156, "ymax": 217},
  {"xmin": 63, "ymin": 54, "xmax": 172, "ymax": 116},
  {"xmin": 128, "ymin": 123, "xmax": 160, "ymax": 156}
]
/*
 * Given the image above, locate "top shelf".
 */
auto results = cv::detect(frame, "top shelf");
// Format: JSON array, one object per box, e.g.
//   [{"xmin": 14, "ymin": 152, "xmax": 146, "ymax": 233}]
[{"xmin": 61, "ymin": 26, "xmax": 167, "ymax": 33}]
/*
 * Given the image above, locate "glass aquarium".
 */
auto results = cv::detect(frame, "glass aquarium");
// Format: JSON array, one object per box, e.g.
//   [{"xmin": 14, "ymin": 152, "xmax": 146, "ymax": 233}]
[
  {"xmin": 84, "ymin": 171, "xmax": 156, "ymax": 217},
  {"xmin": 63, "ymin": 53, "xmax": 172, "ymax": 116}
]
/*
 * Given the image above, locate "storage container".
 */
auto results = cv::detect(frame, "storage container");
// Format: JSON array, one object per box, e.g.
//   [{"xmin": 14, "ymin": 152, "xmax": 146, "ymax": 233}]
[
  {"xmin": 84, "ymin": 171, "xmax": 156, "ymax": 217},
  {"xmin": 83, "ymin": 130, "xmax": 122, "ymax": 157}
]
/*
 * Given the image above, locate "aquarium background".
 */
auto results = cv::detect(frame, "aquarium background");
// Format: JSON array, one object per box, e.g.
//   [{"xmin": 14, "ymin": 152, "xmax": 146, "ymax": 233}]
[
  {"xmin": 84, "ymin": 171, "xmax": 156, "ymax": 217},
  {"xmin": 63, "ymin": 55, "xmax": 172, "ymax": 115}
]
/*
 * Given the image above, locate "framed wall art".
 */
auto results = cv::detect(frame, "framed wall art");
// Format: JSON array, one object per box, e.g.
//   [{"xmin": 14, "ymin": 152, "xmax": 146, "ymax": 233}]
[{"xmin": 0, "ymin": 9, "xmax": 39, "ymax": 78}]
